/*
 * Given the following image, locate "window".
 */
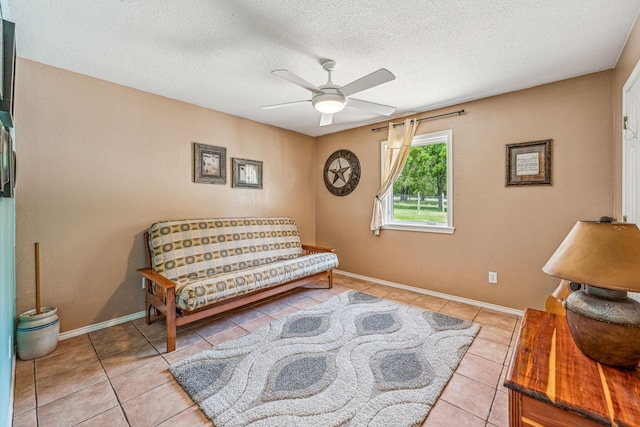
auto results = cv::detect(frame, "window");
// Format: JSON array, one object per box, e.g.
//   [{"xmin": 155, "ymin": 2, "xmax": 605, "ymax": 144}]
[{"xmin": 381, "ymin": 129, "xmax": 454, "ymax": 234}]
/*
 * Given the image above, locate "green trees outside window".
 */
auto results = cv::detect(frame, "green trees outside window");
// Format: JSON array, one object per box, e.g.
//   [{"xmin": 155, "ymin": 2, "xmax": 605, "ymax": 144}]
[{"xmin": 392, "ymin": 143, "xmax": 447, "ymax": 224}]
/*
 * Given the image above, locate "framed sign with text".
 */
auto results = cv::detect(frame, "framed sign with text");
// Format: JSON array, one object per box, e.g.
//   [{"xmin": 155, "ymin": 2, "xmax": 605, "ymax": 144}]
[{"xmin": 506, "ymin": 140, "xmax": 551, "ymax": 186}]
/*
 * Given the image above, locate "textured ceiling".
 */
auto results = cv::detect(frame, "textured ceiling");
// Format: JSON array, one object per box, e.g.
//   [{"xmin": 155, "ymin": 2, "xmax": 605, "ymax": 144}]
[{"xmin": 5, "ymin": 0, "xmax": 640, "ymax": 136}]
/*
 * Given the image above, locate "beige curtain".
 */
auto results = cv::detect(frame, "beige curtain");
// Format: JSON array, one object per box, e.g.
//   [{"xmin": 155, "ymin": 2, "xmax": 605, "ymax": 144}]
[{"xmin": 370, "ymin": 118, "xmax": 419, "ymax": 235}]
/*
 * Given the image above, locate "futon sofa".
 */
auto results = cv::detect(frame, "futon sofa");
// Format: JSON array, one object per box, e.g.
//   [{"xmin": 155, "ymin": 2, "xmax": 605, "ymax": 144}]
[{"xmin": 138, "ymin": 217, "xmax": 338, "ymax": 352}]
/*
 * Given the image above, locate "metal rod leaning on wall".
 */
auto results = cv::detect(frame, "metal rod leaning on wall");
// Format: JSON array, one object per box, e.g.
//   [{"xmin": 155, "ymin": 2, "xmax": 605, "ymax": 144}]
[{"xmin": 371, "ymin": 109, "xmax": 465, "ymax": 132}]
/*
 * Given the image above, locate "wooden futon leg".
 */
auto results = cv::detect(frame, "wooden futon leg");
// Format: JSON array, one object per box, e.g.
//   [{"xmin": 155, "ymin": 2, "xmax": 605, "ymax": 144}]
[{"xmin": 164, "ymin": 287, "xmax": 177, "ymax": 353}]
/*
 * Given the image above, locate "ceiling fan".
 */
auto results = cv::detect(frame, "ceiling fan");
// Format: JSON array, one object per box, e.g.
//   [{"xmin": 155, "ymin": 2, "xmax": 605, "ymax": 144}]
[{"xmin": 261, "ymin": 59, "xmax": 396, "ymax": 126}]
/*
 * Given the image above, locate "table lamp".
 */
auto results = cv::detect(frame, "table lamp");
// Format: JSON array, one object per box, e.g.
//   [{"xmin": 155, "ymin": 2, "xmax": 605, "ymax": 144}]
[{"xmin": 542, "ymin": 221, "xmax": 640, "ymax": 369}]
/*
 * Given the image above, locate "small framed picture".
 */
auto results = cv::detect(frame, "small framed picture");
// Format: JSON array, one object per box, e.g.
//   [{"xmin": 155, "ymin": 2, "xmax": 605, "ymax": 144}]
[
  {"xmin": 0, "ymin": 126, "xmax": 15, "ymax": 198},
  {"xmin": 194, "ymin": 142, "xmax": 226, "ymax": 184},
  {"xmin": 505, "ymin": 140, "xmax": 551, "ymax": 186},
  {"xmin": 232, "ymin": 158, "xmax": 263, "ymax": 189}
]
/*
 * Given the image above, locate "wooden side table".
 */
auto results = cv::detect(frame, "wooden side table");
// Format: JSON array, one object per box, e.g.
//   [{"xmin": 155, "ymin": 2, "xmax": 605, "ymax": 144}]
[{"xmin": 505, "ymin": 308, "xmax": 640, "ymax": 426}]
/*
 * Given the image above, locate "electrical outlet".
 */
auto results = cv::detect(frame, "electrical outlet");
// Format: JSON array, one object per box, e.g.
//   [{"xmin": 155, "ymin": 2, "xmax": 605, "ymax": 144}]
[
  {"xmin": 488, "ymin": 272, "xmax": 498, "ymax": 284},
  {"xmin": 142, "ymin": 277, "xmax": 146, "ymax": 289}
]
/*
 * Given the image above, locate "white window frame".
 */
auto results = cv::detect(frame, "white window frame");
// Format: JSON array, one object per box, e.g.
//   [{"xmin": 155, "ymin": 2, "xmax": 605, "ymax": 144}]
[{"xmin": 380, "ymin": 129, "xmax": 454, "ymax": 234}]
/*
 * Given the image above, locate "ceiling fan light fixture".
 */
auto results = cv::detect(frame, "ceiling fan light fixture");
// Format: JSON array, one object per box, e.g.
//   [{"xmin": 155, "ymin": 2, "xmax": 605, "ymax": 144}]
[
  {"xmin": 268, "ymin": 60, "xmax": 396, "ymax": 124},
  {"xmin": 312, "ymin": 93, "xmax": 346, "ymax": 114}
]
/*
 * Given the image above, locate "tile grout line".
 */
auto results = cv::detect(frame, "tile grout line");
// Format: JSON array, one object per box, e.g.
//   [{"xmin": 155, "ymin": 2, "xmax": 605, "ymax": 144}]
[
  {"xmin": 439, "ymin": 394, "xmax": 491, "ymax": 424},
  {"xmin": 32, "ymin": 361, "xmax": 40, "ymax": 427},
  {"xmin": 89, "ymin": 330, "xmax": 133, "ymax": 427},
  {"xmin": 485, "ymin": 381, "xmax": 501, "ymax": 425}
]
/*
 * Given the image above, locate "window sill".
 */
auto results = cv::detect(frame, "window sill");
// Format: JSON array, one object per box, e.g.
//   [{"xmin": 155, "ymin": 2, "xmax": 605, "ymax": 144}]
[{"xmin": 382, "ymin": 223, "xmax": 455, "ymax": 234}]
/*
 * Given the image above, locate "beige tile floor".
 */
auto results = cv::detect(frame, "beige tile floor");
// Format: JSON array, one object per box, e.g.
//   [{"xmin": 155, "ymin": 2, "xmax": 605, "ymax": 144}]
[{"xmin": 12, "ymin": 274, "xmax": 521, "ymax": 427}]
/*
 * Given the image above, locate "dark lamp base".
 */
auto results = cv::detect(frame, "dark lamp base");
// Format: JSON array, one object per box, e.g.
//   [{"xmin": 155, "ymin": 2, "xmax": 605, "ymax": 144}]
[{"xmin": 565, "ymin": 286, "xmax": 640, "ymax": 369}]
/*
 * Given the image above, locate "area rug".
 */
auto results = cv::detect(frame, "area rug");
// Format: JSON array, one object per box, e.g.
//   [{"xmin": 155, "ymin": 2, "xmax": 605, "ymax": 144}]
[{"xmin": 169, "ymin": 291, "xmax": 480, "ymax": 427}]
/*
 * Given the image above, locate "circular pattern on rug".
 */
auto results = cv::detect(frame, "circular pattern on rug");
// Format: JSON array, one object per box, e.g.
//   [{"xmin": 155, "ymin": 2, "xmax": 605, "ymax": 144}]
[
  {"xmin": 355, "ymin": 310, "xmax": 402, "ymax": 336},
  {"xmin": 423, "ymin": 311, "xmax": 471, "ymax": 331},
  {"xmin": 261, "ymin": 352, "xmax": 338, "ymax": 402},
  {"xmin": 370, "ymin": 348, "xmax": 435, "ymax": 391},
  {"xmin": 280, "ymin": 314, "xmax": 331, "ymax": 339}
]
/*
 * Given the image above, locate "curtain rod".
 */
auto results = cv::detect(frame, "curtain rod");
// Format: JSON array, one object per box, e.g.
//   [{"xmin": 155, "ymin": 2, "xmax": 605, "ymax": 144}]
[{"xmin": 371, "ymin": 109, "xmax": 465, "ymax": 132}]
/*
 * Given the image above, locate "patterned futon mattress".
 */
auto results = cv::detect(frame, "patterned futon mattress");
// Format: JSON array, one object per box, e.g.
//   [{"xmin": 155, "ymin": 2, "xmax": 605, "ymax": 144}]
[{"xmin": 147, "ymin": 217, "xmax": 338, "ymax": 311}]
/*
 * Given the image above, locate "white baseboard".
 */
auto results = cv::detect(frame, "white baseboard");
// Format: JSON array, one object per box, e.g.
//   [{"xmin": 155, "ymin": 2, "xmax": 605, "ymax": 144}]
[
  {"xmin": 59, "ymin": 311, "xmax": 146, "ymax": 341},
  {"xmin": 335, "ymin": 269, "xmax": 524, "ymax": 317}
]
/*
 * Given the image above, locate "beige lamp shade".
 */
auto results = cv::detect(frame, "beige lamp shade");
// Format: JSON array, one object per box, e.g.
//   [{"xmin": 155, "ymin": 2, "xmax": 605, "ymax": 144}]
[{"xmin": 542, "ymin": 221, "xmax": 640, "ymax": 292}]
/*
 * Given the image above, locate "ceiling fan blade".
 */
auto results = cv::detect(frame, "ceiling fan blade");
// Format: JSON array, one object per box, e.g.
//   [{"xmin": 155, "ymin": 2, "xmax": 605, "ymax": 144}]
[
  {"xmin": 319, "ymin": 113, "xmax": 333, "ymax": 126},
  {"xmin": 272, "ymin": 69, "xmax": 322, "ymax": 93},
  {"xmin": 339, "ymin": 69, "xmax": 395, "ymax": 97},
  {"xmin": 347, "ymin": 98, "xmax": 396, "ymax": 116},
  {"xmin": 261, "ymin": 100, "xmax": 311, "ymax": 110}
]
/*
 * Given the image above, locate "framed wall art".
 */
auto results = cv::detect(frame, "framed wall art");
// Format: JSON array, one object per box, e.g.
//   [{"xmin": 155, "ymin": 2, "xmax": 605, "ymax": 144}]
[
  {"xmin": 194, "ymin": 142, "xmax": 226, "ymax": 184},
  {"xmin": 0, "ymin": 19, "xmax": 15, "ymax": 128},
  {"xmin": 0, "ymin": 126, "xmax": 15, "ymax": 198},
  {"xmin": 323, "ymin": 149, "xmax": 361, "ymax": 196},
  {"xmin": 232, "ymin": 158, "xmax": 263, "ymax": 189},
  {"xmin": 505, "ymin": 139, "xmax": 551, "ymax": 186}
]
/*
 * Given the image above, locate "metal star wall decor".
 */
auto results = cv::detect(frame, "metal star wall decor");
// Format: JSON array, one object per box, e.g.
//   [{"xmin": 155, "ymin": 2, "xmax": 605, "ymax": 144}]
[{"xmin": 323, "ymin": 149, "xmax": 361, "ymax": 196}]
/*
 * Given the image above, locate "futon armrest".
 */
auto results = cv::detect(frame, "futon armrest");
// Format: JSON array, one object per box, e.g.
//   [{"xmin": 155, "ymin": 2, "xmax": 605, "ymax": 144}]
[
  {"xmin": 301, "ymin": 243, "xmax": 336, "ymax": 254},
  {"xmin": 137, "ymin": 268, "xmax": 177, "ymax": 289}
]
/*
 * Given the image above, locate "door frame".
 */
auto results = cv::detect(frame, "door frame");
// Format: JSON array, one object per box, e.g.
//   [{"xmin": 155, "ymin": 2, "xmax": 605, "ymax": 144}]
[{"xmin": 622, "ymin": 59, "xmax": 640, "ymax": 224}]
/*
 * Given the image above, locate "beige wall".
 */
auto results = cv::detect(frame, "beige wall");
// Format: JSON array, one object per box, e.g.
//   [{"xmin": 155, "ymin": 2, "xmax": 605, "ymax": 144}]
[
  {"xmin": 316, "ymin": 72, "xmax": 614, "ymax": 311},
  {"xmin": 14, "ymin": 59, "xmax": 316, "ymax": 332},
  {"xmin": 613, "ymin": 15, "xmax": 640, "ymax": 220}
]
